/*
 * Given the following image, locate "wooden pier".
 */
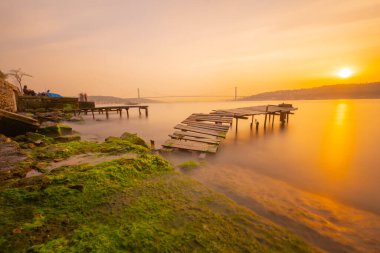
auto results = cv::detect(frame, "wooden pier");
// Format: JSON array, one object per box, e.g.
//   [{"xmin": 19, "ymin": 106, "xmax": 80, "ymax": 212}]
[
  {"xmin": 162, "ymin": 103, "xmax": 297, "ymax": 153},
  {"xmin": 72, "ymin": 105, "xmax": 148, "ymax": 119}
]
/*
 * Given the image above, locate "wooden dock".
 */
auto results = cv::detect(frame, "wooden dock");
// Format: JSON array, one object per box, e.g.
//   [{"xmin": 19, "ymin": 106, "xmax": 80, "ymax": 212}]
[
  {"xmin": 162, "ymin": 103, "xmax": 297, "ymax": 153},
  {"xmin": 72, "ymin": 105, "xmax": 148, "ymax": 119}
]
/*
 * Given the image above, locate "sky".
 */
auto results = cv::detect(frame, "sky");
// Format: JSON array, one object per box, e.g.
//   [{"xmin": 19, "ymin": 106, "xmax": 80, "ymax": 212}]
[{"xmin": 1, "ymin": 0, "xmax": 380, "ymax": 100}]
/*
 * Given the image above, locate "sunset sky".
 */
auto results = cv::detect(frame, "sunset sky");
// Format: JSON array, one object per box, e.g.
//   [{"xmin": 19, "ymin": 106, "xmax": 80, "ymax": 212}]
[{"xmin": 1, "ymin": 0, "xmax": 380, "ymax": 99}]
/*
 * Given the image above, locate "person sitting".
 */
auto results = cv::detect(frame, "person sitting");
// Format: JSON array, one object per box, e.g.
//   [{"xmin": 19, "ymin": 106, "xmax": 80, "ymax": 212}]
[{"xmin": 23, "ymin": 85, "xmax": 36, "ymax": 96}]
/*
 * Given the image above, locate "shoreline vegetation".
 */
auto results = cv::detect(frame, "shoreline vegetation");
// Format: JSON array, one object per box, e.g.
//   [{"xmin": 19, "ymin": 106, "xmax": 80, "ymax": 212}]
[{"xmin": 0, "ymin": 129, "xmax": 318, "ymax": 252}]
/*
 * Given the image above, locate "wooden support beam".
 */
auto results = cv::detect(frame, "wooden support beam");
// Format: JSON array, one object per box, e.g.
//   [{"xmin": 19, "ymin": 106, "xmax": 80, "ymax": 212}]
[
  {"xmin": 91, "ymin": 109, "xmax": 95, "ymax": 120},
  {"xmin": 145, "ymin": 108, "xmax": 148, "ymax": 117},
  {"xmin": 264, "ymin": 114, "xmax": 267, "ymax": 128},
  {"xmin": 106, "ymin": 109, "xmax": 109, "ymax": 119}
]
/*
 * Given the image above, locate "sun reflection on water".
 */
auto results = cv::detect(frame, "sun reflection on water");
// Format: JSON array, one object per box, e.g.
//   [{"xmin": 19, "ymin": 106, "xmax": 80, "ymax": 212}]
[{"xmin": 319, "ymin": 101, "xmax": 355, "ymax": 182}]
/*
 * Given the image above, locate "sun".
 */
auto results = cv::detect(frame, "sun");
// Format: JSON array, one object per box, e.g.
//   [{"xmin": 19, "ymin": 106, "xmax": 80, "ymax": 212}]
[{"xmin": 337, "ymin": 68, "xmax": 353, "ymax": 78}]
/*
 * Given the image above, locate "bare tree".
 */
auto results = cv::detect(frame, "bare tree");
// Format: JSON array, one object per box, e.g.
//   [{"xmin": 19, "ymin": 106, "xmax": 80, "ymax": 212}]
[{"xmin": 7, "ymin": 68, "xmax": 32, "ymax": 94}]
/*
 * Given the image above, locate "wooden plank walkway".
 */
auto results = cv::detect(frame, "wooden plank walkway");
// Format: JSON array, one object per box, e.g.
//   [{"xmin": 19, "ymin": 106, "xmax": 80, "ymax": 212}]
[
  {"xmin": 163, "ymin": 139, "xmax": 218, "ymax": 153},
  {"xmin": 163, "ymin": 103, "xmax": 297, "ymax": 154}
]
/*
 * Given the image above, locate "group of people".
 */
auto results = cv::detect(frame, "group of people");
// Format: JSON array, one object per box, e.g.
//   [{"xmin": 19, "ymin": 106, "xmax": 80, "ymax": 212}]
[{"xmin": 23, "ymin": 85, "xmax": 51, "ymax": 97}]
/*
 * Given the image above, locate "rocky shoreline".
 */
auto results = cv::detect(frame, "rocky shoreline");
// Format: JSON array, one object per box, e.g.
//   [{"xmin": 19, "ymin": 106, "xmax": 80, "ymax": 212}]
[{"xmin": 0, "ymin": 126, "xmax": 319, "ymax": 252}]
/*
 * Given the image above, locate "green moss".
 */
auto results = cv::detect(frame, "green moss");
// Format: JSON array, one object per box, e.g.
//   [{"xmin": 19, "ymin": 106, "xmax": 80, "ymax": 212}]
[
  {"xmin": 178, "ymin": 160, "xmax": 201, "ymax": 170},
  {"xmin": 14, "ymin": 132, "xmax": 55, "ymax": 146},
  {"xmin": 0, "ymin": 133, "xmax": 318, "ymax": 252},
  {"xmin": 31, "ymin": 137, "xmax": 148, "ymax": 161},
  {"xmin": 37, "ymin": 124, "xmax": 72, "ymax": 137}
]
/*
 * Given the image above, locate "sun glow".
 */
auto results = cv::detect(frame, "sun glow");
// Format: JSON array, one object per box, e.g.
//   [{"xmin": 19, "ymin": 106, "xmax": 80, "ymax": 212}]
[{"xmin": 337, "ymin": 68, "xmax": 353, "ymax": 78}]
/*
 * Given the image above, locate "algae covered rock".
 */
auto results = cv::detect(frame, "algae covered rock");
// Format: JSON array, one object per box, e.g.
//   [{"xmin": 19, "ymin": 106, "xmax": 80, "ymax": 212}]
[
  {"xmin": 38, "ymin": 123, "xmax": 73, "ymax": 137},
  {"xmin": 54, "ymin": 135, "xmax": 81, "ymax": 143},
  {"xmin": 120, "ymin": 132, "xmax": 148, "ymax": 148},
  {"xmin": 13, "ymin": 132, "xmax": 54, "ymax": 147}
]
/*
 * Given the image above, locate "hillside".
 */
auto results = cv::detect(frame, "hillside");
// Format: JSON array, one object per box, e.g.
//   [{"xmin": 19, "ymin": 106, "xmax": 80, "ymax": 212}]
[
  {"xmin": 88, "ymin": 96, "xmax": 160, "ymax": 104},
  {"xmin": 241, "ymin": 82, "xmax": 380, "ymax": 101}
]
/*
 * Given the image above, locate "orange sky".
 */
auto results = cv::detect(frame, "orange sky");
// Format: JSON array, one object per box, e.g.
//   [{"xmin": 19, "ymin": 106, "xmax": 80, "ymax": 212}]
[{"xmin": 1, "ymin": 0, "xmax": 380, "ymax": 99}]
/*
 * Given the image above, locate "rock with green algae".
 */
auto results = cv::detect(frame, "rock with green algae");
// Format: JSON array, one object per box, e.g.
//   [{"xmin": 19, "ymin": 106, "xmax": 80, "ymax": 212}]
[
  {"xmin": 107, "ymin": 132, "xmax": 148, "ymax": 148},
  {"xmin": 54, "ymin": 134, "xmax": 81, "ymax": 143},
  {"xmin": 178, "ymin": 160, "xmax": 201, "ymax": 170},
  {"xmin": 13, "ymin": 132, "xmax": 54, "ymax": 147},
  {"xmin": 37, "ymin": 124, "xmax": 73, "ymax": 137}
]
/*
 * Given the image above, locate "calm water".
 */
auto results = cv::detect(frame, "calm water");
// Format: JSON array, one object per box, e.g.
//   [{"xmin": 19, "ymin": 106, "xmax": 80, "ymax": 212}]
[{"xmin": 68, "ymin": 99, "xmax": 380, "ymax": 214}]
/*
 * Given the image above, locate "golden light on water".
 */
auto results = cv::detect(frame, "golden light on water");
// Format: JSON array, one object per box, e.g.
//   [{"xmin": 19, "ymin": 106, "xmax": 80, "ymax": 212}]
[
  {"xmin": 320, "ymin": 101, "xmax": 356, "ymax": 182},
  {"xmin": 337, "ymin": 68, "xmax": 353, "ymax": 78}
]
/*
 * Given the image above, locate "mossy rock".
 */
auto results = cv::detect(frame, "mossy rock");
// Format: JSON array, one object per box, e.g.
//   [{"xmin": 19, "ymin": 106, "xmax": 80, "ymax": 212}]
[
  {"xmin": 119, "ymin": 132, "xmax": 148, "ymax": 148},
  {"xmin": 38, "ymin": 124, "xmax": 72, "ymax": 137},
  {"xmin": 178, "ymin": 160, "xmax": 200, "ymax": 170},
  {"xmin": 54, "ymin": 135, "xmax": 81, "ymax": 143},
  {"xmin": 13, "ymin": 132, "xmax": 54, "ymax": 146}
]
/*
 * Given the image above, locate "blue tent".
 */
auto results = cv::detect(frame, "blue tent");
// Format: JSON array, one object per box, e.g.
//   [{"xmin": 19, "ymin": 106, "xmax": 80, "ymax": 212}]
[{"xmin": 46, "ymin": 92, "xmax": 63, "ymax": 98}]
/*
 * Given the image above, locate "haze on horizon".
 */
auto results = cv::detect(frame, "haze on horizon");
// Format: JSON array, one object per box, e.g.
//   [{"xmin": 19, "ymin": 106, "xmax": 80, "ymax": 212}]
[{"xmin": 1, "ymin": 0, "xmax": 380, "ymax": 100}]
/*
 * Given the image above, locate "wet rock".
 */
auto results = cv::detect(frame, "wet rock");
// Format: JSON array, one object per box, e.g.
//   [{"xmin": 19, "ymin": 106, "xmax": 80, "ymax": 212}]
[
  {"xmin": 67, "ymin": 115, "xmax": 83, "ymax": 122},
  {"xmin": 0, "ymin": 136, "xmax": 28, "ymax": 181},
  {"xmin": 0, "ymin": 138, "xmax": 27, "ymax": 172},
  {"xmin": 38, "ymin": 124, "xmax": 72, "ymax": 137},
  {"xmin": 119, "ymin": 132, "xmax": 148, "ymax": 147},
  {"xmin": 54, "ymin": 135, "xmax": 81, "ymax": 143},
  {"xmin": 13, "ymin": 132, "xmax": 54, "ymax": 147}
]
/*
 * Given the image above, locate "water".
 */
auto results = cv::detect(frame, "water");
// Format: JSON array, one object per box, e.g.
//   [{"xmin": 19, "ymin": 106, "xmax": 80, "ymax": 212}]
[{"xmin": 67, "ymin": 100, "xmax": 380, "ymax": 252}]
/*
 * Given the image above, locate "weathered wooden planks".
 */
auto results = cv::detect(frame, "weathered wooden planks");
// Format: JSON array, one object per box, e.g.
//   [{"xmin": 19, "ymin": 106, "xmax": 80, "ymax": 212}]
[
  {"xmin": 163, "ymin": 139, "xmax": 218, "ymax": 153},
  {"xmin": 186, "ymin": 122, "xmax": 230, "ymax": 131},
  {"xmin": 174, "ymin": 124, "xmax": 227, "ymax": 138},
  {"xmin": 185, "ymin": 113, "xmax": 233, "ymax": 124},
  {"xmin": 169, "ymin": 134, "xmax": 220, "ymax": 145},
  {"xmin": 172, "ymin": 131, "xmax": 221, "ymax": 140}
]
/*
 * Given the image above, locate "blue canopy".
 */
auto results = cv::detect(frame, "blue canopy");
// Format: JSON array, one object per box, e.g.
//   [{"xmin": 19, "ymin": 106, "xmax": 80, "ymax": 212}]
[{"xmin": 46, "ymin": 92, "xmax": 63, "ymax": 98}]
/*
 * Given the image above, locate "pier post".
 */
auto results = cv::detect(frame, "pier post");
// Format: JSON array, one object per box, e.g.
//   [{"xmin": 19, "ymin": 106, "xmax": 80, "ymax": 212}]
[
  {"xmin": 139, "ymin": 108, "xmax": 141, "ymax": 116},
  {"xmin": 250, "ymin": 115, "xmax": 254, "ymax": 129},
  {"xmin": 264, "ymin": 114, "xmax": 267, "ymax": 128},
  {"xmin": 280, "ymin": 112, "xmax": 286, "ymax": 125},
  {"xmin": 119, "ymin": 109, "xmax": 122, "ymax": 118},
  {"xmin": 235, "ymin": 117, "xmax": 239, "ymax": 132},
  {"xmin": 91, "ymin": 109, "xmax": 95, "ymax": 120},
  {"xmin": 106, "ymin": 109, "xmax": 109, "ymax": 119},
  {"xmin": 272, "ymin": 114, "xmax": 275, "ymax": 128},
  {"xmin": 150, "ymin": 140, "xmax": 155, "ymax": 149},
  {"xmin": 126, "ymin": 109, "xmax": 129, "ymax": 118},
  {"xmin": 264, "ymin": 105, "xmax": 269, "ymax": 129},
  {"xmin": 145, "ymin": 108, "xmax": 148, "ymax": 117}
]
